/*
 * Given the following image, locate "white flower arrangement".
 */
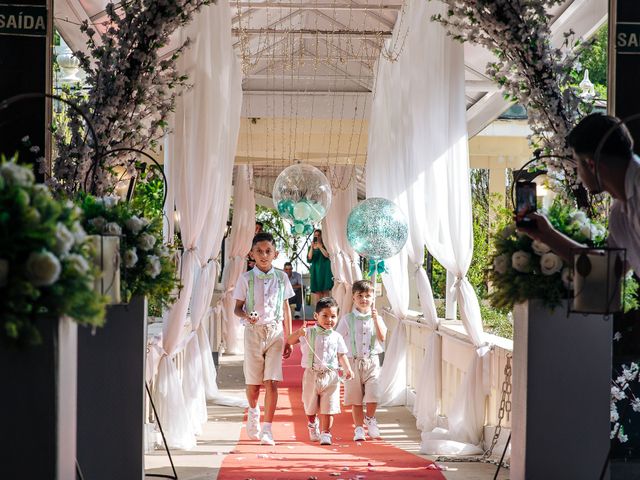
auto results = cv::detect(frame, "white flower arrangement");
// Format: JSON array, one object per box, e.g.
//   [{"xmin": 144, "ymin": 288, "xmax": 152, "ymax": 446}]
[
  {"xmin": 80, "ymin": 195, "xmax": 178, "ymax": 306},
  {"xmin": 0, "ymin": 159, "xmax": 106, "ymax": 347},
  {"xmin": 488, "ymin": 202, "xmax": 608, "ymax": 310}
]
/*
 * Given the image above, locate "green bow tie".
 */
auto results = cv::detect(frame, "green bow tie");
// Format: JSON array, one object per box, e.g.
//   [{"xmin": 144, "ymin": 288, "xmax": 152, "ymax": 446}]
[
  {"xmin": 256, "ymin": 272, "xmax": 274, "ymax": 280},
  {"xmin": 315, "ymin": 326, "xmax": 332, "ymax": 336},
  {"xmin": 353, "ymin": 312, "xmax": 371, "ymax": 320}
]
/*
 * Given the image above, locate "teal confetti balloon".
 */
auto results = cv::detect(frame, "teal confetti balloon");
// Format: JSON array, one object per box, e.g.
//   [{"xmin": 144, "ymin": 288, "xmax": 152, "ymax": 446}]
[
  {"xmin": 272, "ymin": 165, "xmax": 332, "ymax": 235},
  {"xmin": 346, "ymin": 198, "xmax": 408, "ymax": 261}
]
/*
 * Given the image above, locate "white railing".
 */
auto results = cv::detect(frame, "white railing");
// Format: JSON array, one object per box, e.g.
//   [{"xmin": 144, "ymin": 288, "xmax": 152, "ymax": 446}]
[{"xmin": 384, "ymin": 309, "xmax": 513, "ymax": 432}]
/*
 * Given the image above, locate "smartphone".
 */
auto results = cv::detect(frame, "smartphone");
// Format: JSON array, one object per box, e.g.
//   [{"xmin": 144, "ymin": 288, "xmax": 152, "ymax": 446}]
[
  {"xmin": 313, "ymin": 238, "xmax": 318, "ymax": 244},
  {"xmin": 515, "ymin": 181, "xmax": 537, "ymax": 227}
]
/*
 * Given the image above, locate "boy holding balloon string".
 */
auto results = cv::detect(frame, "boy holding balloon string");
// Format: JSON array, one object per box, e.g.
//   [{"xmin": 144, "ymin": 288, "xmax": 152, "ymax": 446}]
[{"xmin": 336, "ymin": 279, "xmax": 387, "ymax": 442}]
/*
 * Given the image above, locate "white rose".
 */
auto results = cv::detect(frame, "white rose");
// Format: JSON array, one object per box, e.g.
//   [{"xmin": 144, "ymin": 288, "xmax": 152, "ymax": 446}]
[
  {"xmin": 145, "ymin": 255, "xmax": 162, "ymax": 278},
  {"xmin": 54, "ymin": 222, "xmax": 75, "ymax": 256},
  {"xmin": 155, "ymin": 244, "xmax": 169, "ymax": 257},
  {"xmin": 1, "ymin": 162, "xmax": 34, "ymax": 187},
  {"xmin": 102, "ymin": 195, "xmax": 118, "ymax": 209},
  {"xmin": 493, "ymin": 254, "xmax": 509, "ymax": 274},
  {"xmin": 571, "ymin": 210, "xmax": 588, "ymax": 224},
  {"xmin": 511, "ymin": 251, "xmax": 532, "ymax": 273},
  {"xmin": 89, "ymin": 216, "xmax": 106, "ymax": 231},
  {"xmin": 531, "ymin": 240, "xmax": 551, "ymax": 256},
  {"xmin": 26, "ymin": 250, "xmax": 62, "ymax": 286},
  {"xmin": 124, "ymin": 248, "xmax": 139, "ymax": 268},
  {"xmin": 561, "ymin": 267, "xmax": 573, "ymax": 289},
  {"xmin": 125, "ymin": 216, "xmax": 145, "ymax": 235},
  {"xmin": 103, "ymin": 222, "xmax": 122, "ymax": 236},
  {"xmin": 71, "ymin": 221, "xmax": 87, "ymax": 244},
  {"xmin": 579, "ymin": 223, "xmax": 592, "ymax": 239},
  {"xmin": 138, "ymin": 233, "xmax": 156, "ymax": 251},
  {"xmin": 591, "ymin": 223, "xmax": 605, "ymax": 239},
  {"xmin": 140, "ymin": 217, "xmax": 150, "ymax": 228},
  {"xmin": 0, "ymin": 258, "xmax": 8, "ymax": 287},
  {"xmin": 32, "ymin": 183, "xmax": 52, "ymax": 199},
  {"xmin": 65, "ymin": 253, "xmax": 90, "ymax": 275},
  {"xmin": 540, "ymin": 252, "xmax": 563, "ymax": 276}
]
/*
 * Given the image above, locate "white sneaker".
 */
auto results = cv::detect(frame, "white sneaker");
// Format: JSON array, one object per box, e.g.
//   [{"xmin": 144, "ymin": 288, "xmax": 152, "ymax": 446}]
[
  {"xmin": 246, "ymin": 408, "xmax": 261, "ymax": 440},
  {"xmin": 308, "ymin": 420, "xmax": 320, "ymax": 442},
  {"xmin": 319, "ymin": 432, "xmax": 332, "ymax": 445},
  {"xmin": 260, "ymin": 429, "xmax": 276, "ymax": 446},
  {"xmin": 353, "ymin": 426, "xmax": 366, "ymax": 441},
  {"xmin": 365, "ymin": 416, "xmax": 381, "ymax": 439}
]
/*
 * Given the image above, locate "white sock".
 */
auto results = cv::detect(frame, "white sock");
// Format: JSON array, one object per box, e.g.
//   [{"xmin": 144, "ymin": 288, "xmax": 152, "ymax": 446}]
[{"xmin": 262, "ymin": 422, "xmax": 272, "ymax": 432}]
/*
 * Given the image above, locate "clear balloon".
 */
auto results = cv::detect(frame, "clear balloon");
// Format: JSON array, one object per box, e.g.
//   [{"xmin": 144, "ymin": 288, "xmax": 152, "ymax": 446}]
[
  {"xmin": 346, "ymin": 198, "xmax": 408, "ymax": 261},
  {"xmin": 273, "ymin": 164, "xmax": 332, "ymax": 236}
]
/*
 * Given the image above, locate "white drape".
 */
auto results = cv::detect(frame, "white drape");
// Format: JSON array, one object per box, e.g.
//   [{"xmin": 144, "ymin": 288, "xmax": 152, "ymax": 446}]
[
  {"xmin": 366, "ymin": 52, "xmax": 411, "ymax": 407},
  {"xmin": 154, "ymin": 0, "xmax": 242, "ymax": 448},
  {"xmin": 368, "ymin": 0, "xmax": 488, "ymax": 453},
  {"xmin": 322, "ymin": 166, "xmax": 362, "ymax": 316},
  {"xmin": 221, "ymin": 165, "xmax": 256, "ymax": 354}
]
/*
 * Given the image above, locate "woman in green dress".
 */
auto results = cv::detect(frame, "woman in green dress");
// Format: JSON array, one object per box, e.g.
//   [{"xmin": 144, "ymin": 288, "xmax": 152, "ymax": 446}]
[{"xmin": 307, "ymin": 229, "xmax": 333, "ymax": 305}]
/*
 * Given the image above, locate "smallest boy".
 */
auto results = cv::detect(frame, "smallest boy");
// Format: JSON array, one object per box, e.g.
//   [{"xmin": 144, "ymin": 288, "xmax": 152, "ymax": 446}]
[
  {"xmin": 336, "ymin": 280, "xmax": 387, "ymax": 441},
  {"xmin": 287, "ymin": 297, "xmax": 353, "ymax": 446}
]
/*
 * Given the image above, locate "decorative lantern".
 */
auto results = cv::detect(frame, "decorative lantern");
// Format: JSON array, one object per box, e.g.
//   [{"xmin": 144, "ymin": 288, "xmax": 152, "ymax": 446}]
[{"xmin": 570, "ymin": 247, "xmax": 626, "ymax": 315}]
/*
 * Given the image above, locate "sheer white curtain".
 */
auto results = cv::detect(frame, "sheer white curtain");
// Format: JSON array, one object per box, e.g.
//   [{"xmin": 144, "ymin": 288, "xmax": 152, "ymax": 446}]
[
  {"xmin": 368, "ymin": 0, "xmax": 488, "ymax": 452},
  {"xmin": 154, "ymin": 0, "xmax": 242, "ymax": 448},
  {"xmin": 366, "ymin": 54, "xmax": 411, "ymax": 406},
  {"xmin": 221, "ymin": 165, "xmax": 256, "ymax": 354},
  {"xmin": 322, "ymin": 166, "xmax": 362, "ymax": 315}
]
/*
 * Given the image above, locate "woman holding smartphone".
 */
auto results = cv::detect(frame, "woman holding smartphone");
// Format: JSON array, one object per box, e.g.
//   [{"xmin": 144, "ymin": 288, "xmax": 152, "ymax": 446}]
[{"xmin": 307, "ymin": 229, "xmax": 333, "ymax": 306}]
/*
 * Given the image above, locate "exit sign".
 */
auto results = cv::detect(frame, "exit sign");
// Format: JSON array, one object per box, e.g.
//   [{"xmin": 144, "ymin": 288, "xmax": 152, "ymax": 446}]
[
  {"xmin": 0, "ymin": 4, "xmax": 46, "ymax": 37},
  {"xmin": 617, "ymin": 22, "xmax": 640, "ymax": 54}
]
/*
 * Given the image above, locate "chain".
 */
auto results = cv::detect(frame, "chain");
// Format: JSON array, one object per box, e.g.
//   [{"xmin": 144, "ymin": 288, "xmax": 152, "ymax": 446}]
[{"xmin": 484, "ymin": 353, "xmax": 512, "ymax": 460}]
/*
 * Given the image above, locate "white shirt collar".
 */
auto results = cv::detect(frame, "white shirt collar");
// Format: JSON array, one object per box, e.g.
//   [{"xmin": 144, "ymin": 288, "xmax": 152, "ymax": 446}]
[{"xmin": 252, "ymin": 266, "xmax": 276, "ymax": 277}]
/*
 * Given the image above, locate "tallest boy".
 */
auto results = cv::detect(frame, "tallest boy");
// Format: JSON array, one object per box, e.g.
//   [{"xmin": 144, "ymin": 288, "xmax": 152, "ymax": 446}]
[{"xmin": 234, "ymin": 232, "xmax": 295, "ymax": 446}]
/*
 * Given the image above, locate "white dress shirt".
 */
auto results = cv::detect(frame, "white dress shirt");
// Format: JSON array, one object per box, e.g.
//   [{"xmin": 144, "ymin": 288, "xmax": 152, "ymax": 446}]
[
  {"xmin": 336, "ymin": 309, "xmax": 384, "ymax": 358},
  {"xmin": 608, "ymin": 155, "xmax": 640, "ymax": 274},
  {"xmin": 233, "ymin": 267, "xmax": 295, "ymax": 324},
  {"xmin": 299, "ymin": 327, "xmax": 347, "ymax": 370}
]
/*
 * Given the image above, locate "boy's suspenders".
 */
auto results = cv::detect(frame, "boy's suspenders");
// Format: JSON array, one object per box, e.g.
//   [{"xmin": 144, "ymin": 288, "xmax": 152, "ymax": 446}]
[
  {"xmin": 246, "ymin": 270, "xmax": 285, "ymax": 321},
  {"xmin": 307, "ymin": 327, "xmax": 337, "ymax": 369},
  {"xmin": 347, "ymin": 313, "xmax": 376, "ymax": 358}
]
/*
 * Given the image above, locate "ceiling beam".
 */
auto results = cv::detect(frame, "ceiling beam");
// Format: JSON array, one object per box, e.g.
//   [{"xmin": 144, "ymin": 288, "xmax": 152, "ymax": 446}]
[
  {"xmin": 232, "ymin": 28, "xmax": 392, "ymax": 37},
  {"xmin": 232, "ymin": 2, "xmax": 402, "ymax": 10}
]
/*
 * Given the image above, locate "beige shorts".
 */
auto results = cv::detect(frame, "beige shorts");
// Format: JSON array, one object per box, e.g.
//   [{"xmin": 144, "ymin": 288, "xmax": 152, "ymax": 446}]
[
  {"xmin": 343, "ymin": 355, "xmax": 381, "ymax": 406},
  {"xmin": 301, "ymin": 368, "xmax": 341, "ymax": 415},
  {"xmin": 243, "ymin": 322, "xmax": 284, "ymax": 385}
]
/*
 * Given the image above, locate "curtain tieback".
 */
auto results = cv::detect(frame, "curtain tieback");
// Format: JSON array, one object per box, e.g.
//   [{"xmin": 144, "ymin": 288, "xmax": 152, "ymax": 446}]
[
  {"xmin": 449, "ymin": 274, "xmax": 465, "ymax": 294},
  {"xmin": 413, "ymin": 263, "xmax": 423, "ymax": 273}
]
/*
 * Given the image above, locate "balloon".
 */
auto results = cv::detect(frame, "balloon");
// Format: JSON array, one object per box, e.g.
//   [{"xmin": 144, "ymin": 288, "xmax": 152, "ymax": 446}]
[
  {"xmin": 294, "ymin": 222, "xmax": 305, "ymax": 234},
  {"xmin": 346, "ymin": 197, "xmax": 408, "ymax": 261},
  {"xmin": 293, "ymin": 201, "xmax": 311, "ymax": 221},
  {"xmin": 272, "ymin": 164, "xmax": 332, "ymax": 229},
  {"xmin": 307, "ymin": 202, "xmax": 326, "ymax": 222},
  {"xmin": 303, "ymin": 223, "xmax": 314, "ymax": 235}
]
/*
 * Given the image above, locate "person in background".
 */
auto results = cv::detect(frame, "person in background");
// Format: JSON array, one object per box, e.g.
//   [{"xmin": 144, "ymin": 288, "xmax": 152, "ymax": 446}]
[
  {"xmin": 284, "ymin": 261, "xmax": 304, "ymax": 318},
  {"xmin": 255, "ymin": 221, "xmax": 264, "ymax": 234},
  {"xmin": 307, "ymin": 229, "xmax": 333, "ymax": 306}
]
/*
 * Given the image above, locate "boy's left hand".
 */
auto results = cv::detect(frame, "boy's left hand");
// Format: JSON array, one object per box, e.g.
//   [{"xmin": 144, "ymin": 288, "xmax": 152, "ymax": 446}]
[
  {"xmin": 371, "ymin": 307, "xmax": 378, "ymax": 321},
  {"xmin": 344, "ymin": 368, "xmax": 354, "ymax": 380},
  {"xmin": 283, "ymin": 343, "xmax": 292, "ymax": 359}
]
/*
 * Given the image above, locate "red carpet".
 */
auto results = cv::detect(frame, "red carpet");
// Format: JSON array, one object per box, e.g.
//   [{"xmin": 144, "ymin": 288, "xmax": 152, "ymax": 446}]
[{"xmin": 217, "ymin": 321, "xmax": 445, "ymax": 479}]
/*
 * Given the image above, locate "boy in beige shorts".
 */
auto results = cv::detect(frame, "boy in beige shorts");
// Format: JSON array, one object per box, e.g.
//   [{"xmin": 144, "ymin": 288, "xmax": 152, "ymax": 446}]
[
  {"xmin": 233, "ymin": 232, "xmax": 295, "ymax": 446},
  {"xmin": 287, "ymin": 297, "xmax": 353, "ymax": 446},
  {"xmin": 336, "ymin": 280, "xmax": 387, "ymax": 441}
]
